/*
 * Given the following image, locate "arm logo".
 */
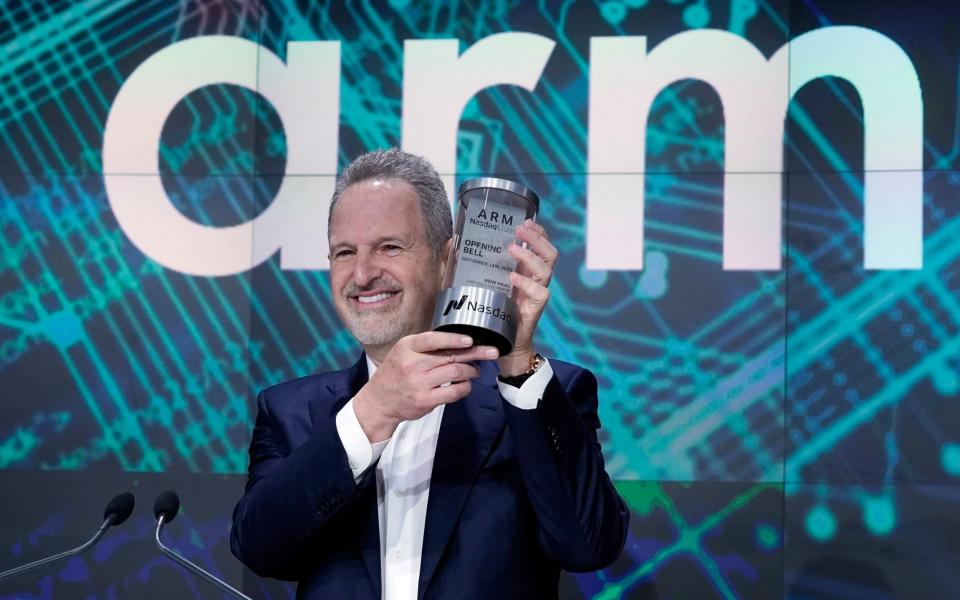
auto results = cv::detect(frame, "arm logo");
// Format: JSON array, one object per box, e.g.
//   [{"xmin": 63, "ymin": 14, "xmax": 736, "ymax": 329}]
[{"xmin": 102, "ymin": 28, "xmax": 923, "ymax": 277}]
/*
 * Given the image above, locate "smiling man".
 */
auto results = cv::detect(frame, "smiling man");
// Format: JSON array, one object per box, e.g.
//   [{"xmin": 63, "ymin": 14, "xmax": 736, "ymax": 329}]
[{"xmin": 231, "ymin": 148, "xmax": 628, "ymax": 600}]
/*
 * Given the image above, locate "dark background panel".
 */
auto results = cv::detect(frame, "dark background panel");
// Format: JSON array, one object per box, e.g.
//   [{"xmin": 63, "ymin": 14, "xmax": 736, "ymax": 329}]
[
  {"xmin": 563, "ymin": 481, "xmax": 784, "ymax": 600},
  {"xmin": 785, "ymin": 170, "xmax": 960, "ymax": 485},
  {"xmin": 784, "ymin": 483, "xmax": 960, "ymax": 600}
]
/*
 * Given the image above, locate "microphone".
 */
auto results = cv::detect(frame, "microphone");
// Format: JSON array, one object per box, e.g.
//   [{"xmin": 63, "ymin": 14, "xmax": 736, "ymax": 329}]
[
  {"xmin": 0, "ymin": 492, "xmax": 135, "ymax": 581},
  {"xmin": 105, "ymin": 492, "xmax": 136, "ymax": 525},
  {"xmin": 153, "ymin": 490, "xmax": 252, "ymax": 600}
]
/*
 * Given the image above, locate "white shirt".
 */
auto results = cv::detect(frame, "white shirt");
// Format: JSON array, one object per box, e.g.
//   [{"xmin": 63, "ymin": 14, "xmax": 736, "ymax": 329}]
[{"xmin": 334, "ymin": 356, "xmax": 554, "ymax": 600}]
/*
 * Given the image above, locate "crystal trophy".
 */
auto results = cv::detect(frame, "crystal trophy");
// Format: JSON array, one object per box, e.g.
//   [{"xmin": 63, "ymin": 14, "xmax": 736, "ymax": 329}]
[{"xmin": 431, "ymin": 178, "xmax": 540, "ymax": 354}]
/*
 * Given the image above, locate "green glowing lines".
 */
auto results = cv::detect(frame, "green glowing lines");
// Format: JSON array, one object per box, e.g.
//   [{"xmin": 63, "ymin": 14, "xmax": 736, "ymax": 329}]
[
  {"xmin": 932, "ymin": 359, "xmax": 960, "ymax": 396},
  {"xmin": 604, "ymin": 481, "xmax": 779, "ymax": 598},
  {"xmin": 805, "ymin": 504, "xmax": 837, "ymax": 542},
  {"xmin": 636, "ymin": 251, "xmax": 669, "ymax": 299},
  {"xmin": 617, "ymin": 480, "xmax": 664, "ymax": 516},
  {"xmin": 40, "ymin": 311, "xmax": 84, "ymax": 349},
  {"xmin": 0, "ymin": 413, "xmax": 70, "ymax": 466},
  {"xmin": 940, "ymin": 443, "xmax": 960, "ymax": 477},
  {"xmin": 862, "ymin": 495, "xmax": 895, "ymax": 536},
  {"xmin": 755, "ymin": 523, "xmax": 779, "ymax": 550}
]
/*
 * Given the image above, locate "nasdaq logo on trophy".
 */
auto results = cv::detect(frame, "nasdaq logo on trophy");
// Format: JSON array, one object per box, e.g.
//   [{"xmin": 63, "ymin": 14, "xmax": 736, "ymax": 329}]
[{"xmin": 431, "ymin": 178, "xmax": 540, "ymax": 354}]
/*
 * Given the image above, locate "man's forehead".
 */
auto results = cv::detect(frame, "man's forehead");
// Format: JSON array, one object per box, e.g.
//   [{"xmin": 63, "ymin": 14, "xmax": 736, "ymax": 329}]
[
  {"xmin": 330, "ymin": 179, "xmax": 425, "ymax": 244},
  {"xmin": 334, "ymin": 178, "xmax": 418, "ymax": 214}
]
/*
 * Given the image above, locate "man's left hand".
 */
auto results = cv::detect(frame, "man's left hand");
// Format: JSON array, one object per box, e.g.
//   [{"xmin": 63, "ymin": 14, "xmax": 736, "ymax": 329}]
[{"xmin": 500, "ymin": 219, "xmax": 557, "ymax": 376}]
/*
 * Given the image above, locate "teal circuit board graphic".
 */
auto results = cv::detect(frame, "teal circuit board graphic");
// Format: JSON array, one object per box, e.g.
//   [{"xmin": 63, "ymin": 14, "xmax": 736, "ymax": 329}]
[{"xmin": 2, "ymin": 1, "xmax": 960, "ymax": 598}]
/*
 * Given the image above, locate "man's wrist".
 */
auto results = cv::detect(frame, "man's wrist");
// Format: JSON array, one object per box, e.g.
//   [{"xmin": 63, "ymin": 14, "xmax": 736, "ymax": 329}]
[
  {"xmin": 498, "ymin": 348, "xmax": 537, "ymax": 377},
  {"xmin": 353, "ymin": 387, "xmax": 399, "ymax": 443},
  {"xmin": 498, "ymin": 352, "xmax": 544, "ymax": 387}
]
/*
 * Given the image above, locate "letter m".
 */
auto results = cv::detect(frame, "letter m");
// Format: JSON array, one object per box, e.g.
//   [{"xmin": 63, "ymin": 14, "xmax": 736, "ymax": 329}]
[{"xmin": 588, "ymin": 27, "xmax": 923, "ymax": 270}]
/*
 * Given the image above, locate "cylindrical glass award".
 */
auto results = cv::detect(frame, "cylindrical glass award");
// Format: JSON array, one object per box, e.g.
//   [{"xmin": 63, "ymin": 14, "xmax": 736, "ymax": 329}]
[{"xmin": 431, "ymin": 178, "xmax": 540, "ymax": 354}]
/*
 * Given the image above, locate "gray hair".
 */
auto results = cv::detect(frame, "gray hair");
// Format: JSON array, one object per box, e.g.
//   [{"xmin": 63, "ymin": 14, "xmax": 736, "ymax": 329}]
[{"xmin": 329, "ymin": 148, "xmax": 452, "ymax": 260}]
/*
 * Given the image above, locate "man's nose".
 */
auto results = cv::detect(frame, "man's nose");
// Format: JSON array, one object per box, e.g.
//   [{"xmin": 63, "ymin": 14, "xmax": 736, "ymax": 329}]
[{"xmin": 352, "ymin": 249, "xmax": 382, "ymax": 287}]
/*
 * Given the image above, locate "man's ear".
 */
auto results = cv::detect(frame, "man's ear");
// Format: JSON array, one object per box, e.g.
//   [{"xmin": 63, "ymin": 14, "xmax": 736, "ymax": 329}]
[{"xmin": 437, "ymin": 237, "xmax": 453, "ymax": 285}]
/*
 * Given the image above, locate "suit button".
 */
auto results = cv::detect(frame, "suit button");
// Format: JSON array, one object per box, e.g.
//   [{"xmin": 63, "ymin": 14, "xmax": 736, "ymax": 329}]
[
  {"xmin": 318, "ymin": 493, "xmax": 339, "ymax": 515},
  {"xmin": 545, "ymin": 424, "xmax": 561, "ymax": 454}
]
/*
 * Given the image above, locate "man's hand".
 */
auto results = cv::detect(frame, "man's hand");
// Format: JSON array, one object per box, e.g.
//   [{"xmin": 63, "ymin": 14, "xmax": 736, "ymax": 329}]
[
  {"xmin": 353, "ymin": 332, "xmax": 500, "ymax": 442},
  {"xmin": 500, "ymin": 219, "xmax": 558, "ymax": 376}
]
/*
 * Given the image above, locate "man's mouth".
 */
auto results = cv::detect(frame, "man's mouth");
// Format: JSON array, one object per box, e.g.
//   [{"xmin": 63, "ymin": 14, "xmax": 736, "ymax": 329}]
[{"xmin": 352, "ymin": 290, "xmax": 400, "ymax": 306}]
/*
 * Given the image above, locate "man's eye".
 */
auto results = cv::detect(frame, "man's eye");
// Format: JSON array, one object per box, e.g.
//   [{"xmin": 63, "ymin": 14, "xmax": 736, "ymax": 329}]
[
  {"xmin": 332, "ymin": 249, "xmax": 354, "ymax": 261},
  {"xmin": 381, "ymin": 245, "xmax": 403, "ymax": 256}
]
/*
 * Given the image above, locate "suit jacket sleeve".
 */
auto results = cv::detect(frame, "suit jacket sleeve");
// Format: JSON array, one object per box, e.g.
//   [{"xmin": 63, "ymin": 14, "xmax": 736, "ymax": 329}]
[
  {"xmin": 230, "ymin": 387, "xmax": 374, "ymax": 579},
  {"xmin": 503, "ymin": 364, "xmax": 629, "ymax": 572}
]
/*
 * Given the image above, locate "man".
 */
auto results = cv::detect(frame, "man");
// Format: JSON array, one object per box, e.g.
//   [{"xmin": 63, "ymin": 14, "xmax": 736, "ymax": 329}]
[{"xmin": 231, "ymin": 148, "xmax": 628, "ymax": 599}]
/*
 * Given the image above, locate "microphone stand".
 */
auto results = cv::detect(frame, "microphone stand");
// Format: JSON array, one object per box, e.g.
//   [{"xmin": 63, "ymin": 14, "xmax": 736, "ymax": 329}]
[
  {"xmin": 154, "ymin": 515, "xmax": 253, "ymax": 600},
  {"xmin": 0, "ymin": 514, "xmax": 116, "ymax": 581}
]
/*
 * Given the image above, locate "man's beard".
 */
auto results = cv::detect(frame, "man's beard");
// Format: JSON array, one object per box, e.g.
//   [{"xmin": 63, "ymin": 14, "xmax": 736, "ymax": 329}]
[{"xmin": 340, "ymin": 276, "xmax": 422, "ymax": 347}]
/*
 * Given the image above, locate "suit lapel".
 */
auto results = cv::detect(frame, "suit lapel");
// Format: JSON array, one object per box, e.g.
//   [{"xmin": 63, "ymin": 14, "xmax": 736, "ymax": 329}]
[
  {"xmin": 314, "ymin": 355, "xmax": 384, "ymax": 598},
  {"xmin": 417, "ymin": 362, "xmax": 504, "ymax": 600},
  {"xmin": 311, "ymin": 354, "xmax": 368, "ymax": 425}
]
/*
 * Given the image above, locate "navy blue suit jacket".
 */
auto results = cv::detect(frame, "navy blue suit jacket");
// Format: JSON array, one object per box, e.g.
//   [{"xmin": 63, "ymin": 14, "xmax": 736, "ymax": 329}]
[{"xmin": 231, "ymin": 355, "xmax": 628, "ymax": 599}]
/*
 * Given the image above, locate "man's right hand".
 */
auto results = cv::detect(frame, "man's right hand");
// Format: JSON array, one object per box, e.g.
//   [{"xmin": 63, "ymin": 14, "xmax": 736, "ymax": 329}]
[{"xmin": 352, "ymin": 332, "xmax": 499, "ymax": 443}]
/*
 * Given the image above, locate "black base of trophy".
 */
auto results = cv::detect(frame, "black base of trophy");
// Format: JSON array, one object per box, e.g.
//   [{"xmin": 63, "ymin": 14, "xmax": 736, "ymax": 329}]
[
  {"xmin": 431, "ymin": 285, "xmax": 517, "ymax": 356},
  {"xmin": 434, "ymin": 323, "xmax": 511, "ymax": 356}
]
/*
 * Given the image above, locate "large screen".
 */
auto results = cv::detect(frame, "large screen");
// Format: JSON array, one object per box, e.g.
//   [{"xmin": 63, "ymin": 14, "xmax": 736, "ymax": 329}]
[{"xmin": 2, "ymin": 1, "xmax": 958, "ymax": 598}]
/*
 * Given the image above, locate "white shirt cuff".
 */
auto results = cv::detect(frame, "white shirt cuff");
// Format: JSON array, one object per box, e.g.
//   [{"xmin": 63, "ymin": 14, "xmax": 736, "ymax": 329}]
[
  {"xmin": 336, "ymin": 398, "xmax": 389, "ymax": 481},
  {"xmin": 497, "ymin": 358, "xmax": 554, "ymax": 410}
]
